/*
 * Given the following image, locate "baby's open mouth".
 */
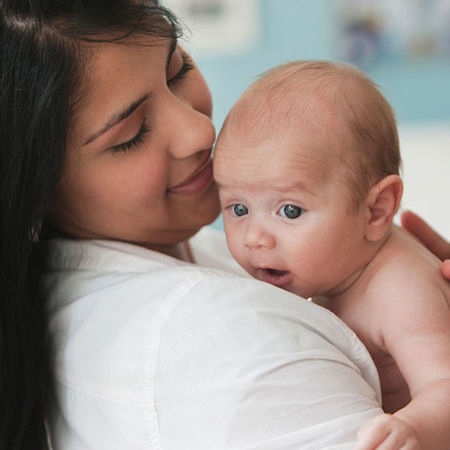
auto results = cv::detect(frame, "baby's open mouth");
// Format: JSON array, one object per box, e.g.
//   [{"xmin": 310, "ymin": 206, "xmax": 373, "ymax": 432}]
[
  {"xmin": 258, "ymin": 268, "xmax": 292, "ymax": 287},
  {"xmin": 266, "ymin": 269, "xmax": 287, "ymax": 276}
]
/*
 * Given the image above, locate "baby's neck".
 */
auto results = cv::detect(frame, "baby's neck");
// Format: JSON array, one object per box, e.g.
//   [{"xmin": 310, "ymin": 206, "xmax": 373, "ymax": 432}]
[{"xmin": 313, "ymin": 226, "xmax": 394, "ymax": 307}]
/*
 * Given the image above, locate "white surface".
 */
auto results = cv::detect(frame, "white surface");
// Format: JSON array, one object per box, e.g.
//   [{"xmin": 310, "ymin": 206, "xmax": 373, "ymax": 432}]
[
  {"xmin": 163, "ymin": 0, "xmax": 260, "ymax": 56},
  {"xmin": 396, "ymin": 122, "xmax": 450, "ymax": 239}
]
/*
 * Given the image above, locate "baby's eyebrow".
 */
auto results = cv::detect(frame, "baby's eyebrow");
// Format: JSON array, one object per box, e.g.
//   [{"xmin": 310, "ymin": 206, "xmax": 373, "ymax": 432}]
[{"xmin": 83, "ymin": 94, "xmax": 151, "ymax": 145}]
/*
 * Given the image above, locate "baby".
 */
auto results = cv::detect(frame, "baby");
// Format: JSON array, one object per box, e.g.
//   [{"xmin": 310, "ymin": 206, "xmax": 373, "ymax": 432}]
[{"xmin": 213, "ymin": 60, "xmax": 450, "ymax": 450}]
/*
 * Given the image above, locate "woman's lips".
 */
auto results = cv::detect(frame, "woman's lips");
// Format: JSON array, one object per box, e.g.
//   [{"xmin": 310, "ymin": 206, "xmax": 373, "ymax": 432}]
[
  {"xmin": 167, "ymin": 157, "xmax": 214, "ymax": 195},
  {"xmin": 257, "ymin": 268, "xmax": 292, "ymax": 287}
]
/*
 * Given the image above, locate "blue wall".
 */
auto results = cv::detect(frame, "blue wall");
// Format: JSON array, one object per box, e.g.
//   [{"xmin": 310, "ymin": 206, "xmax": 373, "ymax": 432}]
[
  {"xmin": 195, "ymin": 0, "xmax": 450, "ymax": 132},
  {"xmin": 189, "ymin": 0, "xmax": 450, "ymax": 231}
]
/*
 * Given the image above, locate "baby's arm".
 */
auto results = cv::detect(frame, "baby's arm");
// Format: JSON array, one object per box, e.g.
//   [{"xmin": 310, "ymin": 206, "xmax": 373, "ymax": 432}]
[
  {"xmin": 356, "ymin": 261, "xmax": 450, "ymax": 449},
  {"xmin": 401, "ymin": 210, "xmax": 450, "ymax": 279}
]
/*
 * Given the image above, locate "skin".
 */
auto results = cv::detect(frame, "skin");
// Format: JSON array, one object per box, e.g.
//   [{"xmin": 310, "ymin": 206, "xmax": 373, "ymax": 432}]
[
  {"xmin": 214, "ymin": 82, "xmax": 450, "ymax": 450},
  {"xmin": 215, "ymin": 107, "xmax": 380, "ymax": 300},
  {"xmin": 401, "ymin": 210, "xmax": 450, "ymax": 279},
  {"xmin": 48, "ymin": 38, "xmax": 220, "ymax": 259}
]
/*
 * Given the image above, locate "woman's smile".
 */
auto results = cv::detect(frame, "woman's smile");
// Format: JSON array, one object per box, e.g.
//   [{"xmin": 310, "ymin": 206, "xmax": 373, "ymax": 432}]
[
  {"xmin": 46, "ymin": 39, "xmax": 219, "ymax": 248},
  {"xmin": 167, "ymin": 152, "xmax": 214, "ymax": 195}
]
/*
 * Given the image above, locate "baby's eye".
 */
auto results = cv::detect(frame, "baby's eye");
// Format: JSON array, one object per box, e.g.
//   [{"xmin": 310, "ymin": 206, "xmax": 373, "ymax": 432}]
[
  {"xmin": 232, "ymin": 203, "xmax": 249, "ymax": 217},
  {"xmin": 279, "ymin": 204, "xmax": 304, "ymax": 219}
]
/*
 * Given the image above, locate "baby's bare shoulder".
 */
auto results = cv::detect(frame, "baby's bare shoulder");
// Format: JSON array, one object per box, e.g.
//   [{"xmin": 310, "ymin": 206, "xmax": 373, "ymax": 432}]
[
  {"xmin": 372, "ymin": 226, "xmax": 447, "ymax": 297},
  {"xmin": 361, "ymin": 226, "xmax": 449, "ymax": 340}
]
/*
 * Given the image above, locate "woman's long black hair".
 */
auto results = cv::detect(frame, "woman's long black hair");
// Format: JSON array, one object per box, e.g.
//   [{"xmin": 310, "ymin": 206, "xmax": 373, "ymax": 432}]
[{"xmin": 0, "ymin": 1, "xmax": 180, "ymax": 448}]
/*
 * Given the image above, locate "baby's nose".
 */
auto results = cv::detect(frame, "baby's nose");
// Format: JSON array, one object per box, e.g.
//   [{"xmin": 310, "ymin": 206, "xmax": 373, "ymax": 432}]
[{"xmin": 244, "ymin": 222, "xmax": 276, "ymax": 250}]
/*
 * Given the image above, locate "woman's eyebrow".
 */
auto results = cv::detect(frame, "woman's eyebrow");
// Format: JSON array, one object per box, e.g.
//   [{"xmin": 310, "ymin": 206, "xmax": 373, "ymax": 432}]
[{"xmin": 83, "ymin": 94, "xmax": 151, "ymax": 145}]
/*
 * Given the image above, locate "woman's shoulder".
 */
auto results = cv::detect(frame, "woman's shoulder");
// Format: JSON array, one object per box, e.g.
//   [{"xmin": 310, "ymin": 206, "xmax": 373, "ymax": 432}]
[
  {"xmin": 45, "ymin": 226, "xmax": 243, "ymax": 274},
  {"xmin": 45, "ymin": 236, "xmax": 375, "ymax": 368},
  {"xmin": 44, "ymin": 237, "xmax": 373, "ymax": 355},
  {"xmin": 189, "ymin": 225, "xmax": 247, "ymax": 275},
  {"xmin": 45, "ymin": 238, "xmax": 253, "ymax": 447},
  {"xmin": 46, "ymin": 238, "xmax": 381, "ymax": 448},
  {"xmin": 44, "ymin": 236, "xmax": 255, "ymax": 359},
  {"xmin": 155, "ymin": 274, "xmax": 382, "ymax": 448}
]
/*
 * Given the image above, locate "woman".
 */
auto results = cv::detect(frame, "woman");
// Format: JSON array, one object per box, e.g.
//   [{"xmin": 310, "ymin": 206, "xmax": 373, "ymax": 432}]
[{"xmin": 1, "ymin": 1, "xmax": 448, "ymax": 449}]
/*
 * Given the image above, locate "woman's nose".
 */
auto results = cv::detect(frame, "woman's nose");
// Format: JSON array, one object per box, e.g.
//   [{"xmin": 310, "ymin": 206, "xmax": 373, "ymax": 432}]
[
  {"xmin": 166, "ymin": 96, "xmax": 216, "ymax": 159},
  {"xmin": 244, "ymin": 221, "xmax": 276, "ymax": 250}
]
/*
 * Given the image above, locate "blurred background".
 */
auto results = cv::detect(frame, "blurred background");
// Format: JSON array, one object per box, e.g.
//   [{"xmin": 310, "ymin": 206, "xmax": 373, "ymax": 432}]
[{"xmin": 165, "ymin": 0, "xmax": 449, "ymax": 238}]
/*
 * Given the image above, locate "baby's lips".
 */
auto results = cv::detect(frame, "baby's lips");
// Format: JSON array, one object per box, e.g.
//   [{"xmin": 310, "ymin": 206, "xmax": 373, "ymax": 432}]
[{"xmin": 258, "ymin": 268, "xmax": 292, "ymax": 287}]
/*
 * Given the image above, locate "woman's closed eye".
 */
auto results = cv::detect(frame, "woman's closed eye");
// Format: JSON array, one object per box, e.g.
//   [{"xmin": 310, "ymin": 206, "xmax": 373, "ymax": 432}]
[
  {"xmin": 110, "ymin": 120, "xmax": 150, "ymax": 153},
  {"xmin": 168, "ymin": 52, "xmax": 194, "ymax": 86}
]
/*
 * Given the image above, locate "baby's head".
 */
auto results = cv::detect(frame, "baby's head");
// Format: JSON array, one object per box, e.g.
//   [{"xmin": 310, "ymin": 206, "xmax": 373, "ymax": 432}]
[
  {"xmin": 214, "ymin": 60, "xmax": 403, "ymax": 299},
  {"xmin": 215, "ymin": 60, "xmax": 401, "ymax": 210}
]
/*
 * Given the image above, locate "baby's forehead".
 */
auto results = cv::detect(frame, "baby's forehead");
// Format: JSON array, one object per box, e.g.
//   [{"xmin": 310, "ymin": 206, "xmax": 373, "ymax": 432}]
[
  {"xmin": 229, "ymin": 82, "xmax": 342, "ymax": 134},
  {"xmin": 217, "ymin": 67, "xmax": 360, "ymax": 171},
  {"xmin": 220, "ymin": 126, "xmax": 343, "ymax": 177},
  {"xmin": 223, "ymin": 93, "xmax": 347, "ymax": 154}
]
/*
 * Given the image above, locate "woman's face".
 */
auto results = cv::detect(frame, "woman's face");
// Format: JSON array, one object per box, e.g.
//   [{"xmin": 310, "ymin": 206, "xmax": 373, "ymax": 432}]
[{"xmin": 48, "ymin": 37, "xmax": 219, "ymax": 252}]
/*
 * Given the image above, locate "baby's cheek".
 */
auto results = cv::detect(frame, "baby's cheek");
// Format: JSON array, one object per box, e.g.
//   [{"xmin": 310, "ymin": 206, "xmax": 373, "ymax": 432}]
[
  {"xmin": 229, "ymin": 241, "xmax": 249, "ymax": 270},
  {"xmin": 229, "ymin": 240, "xmax": 244, "ymax": 263}
]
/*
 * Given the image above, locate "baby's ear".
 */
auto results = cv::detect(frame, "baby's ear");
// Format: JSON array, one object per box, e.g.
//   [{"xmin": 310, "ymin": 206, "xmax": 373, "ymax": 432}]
[{"xmin": 365, "ymin": 175, "xmax": 403, "ymax": 242}]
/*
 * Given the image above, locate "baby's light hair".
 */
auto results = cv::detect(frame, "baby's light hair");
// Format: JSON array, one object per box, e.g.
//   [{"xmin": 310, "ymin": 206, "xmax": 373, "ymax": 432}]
[{"xmin": 224, "ymin": 60, "xmax": 401, "ymax": 210}]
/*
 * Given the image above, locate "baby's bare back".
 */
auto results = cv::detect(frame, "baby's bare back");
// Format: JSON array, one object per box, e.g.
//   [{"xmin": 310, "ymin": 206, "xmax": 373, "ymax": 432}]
[{"xmin": 322, "ymin": 225, "xmax": 450, "ymax": 413}]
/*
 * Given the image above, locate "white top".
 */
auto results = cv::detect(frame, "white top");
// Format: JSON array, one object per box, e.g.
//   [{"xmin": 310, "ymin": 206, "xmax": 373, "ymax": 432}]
[{"xmin": 44, "ymin": 227, "xmax": 382, "ymax": 450}]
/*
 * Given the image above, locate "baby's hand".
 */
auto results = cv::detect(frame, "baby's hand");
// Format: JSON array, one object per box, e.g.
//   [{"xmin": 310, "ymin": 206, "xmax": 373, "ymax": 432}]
[{"xmin": 355, "ymin": 414, "xmax": 421, "ymax": 450}]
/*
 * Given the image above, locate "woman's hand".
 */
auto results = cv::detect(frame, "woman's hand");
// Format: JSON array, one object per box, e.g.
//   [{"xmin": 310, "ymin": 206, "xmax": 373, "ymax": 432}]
[{"xmin": 401, "ymin": 210, "xmax": 450, "ymax": 279}]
